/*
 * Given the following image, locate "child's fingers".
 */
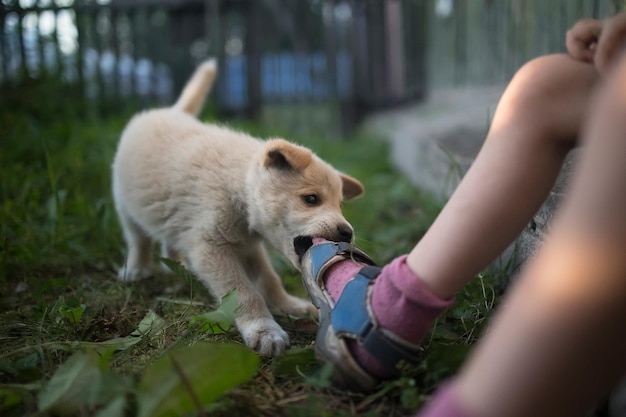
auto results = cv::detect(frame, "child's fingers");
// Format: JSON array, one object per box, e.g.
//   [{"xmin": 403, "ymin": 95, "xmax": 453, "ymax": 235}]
[
  {"xmin": 595, "ymin": 13, "xmax": 626, "ymax": 75},
  {"xmin": 566, "ymin": 18, "xmax": 602, "ymax": 62}
]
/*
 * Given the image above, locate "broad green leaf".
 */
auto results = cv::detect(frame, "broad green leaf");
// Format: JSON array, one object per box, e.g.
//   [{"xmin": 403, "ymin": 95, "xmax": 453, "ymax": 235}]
[
  {"xmin": 199, "ymin": 290, "xmax": 237, "ymax": 324},
  {"xmin": 88, "ymin": 372, "xmax": 133, "ymax": 408},
  {"xmin": 131, "ymin": 310, "xmax": 167, "ymax": 338},
  {"xmin": 37, "ymin": 351, "xmax": 101, "ymax": 415},
  {"xmin": 0, "ymin": 384, "xmax": 39, "ymax": 413},
  {"xmin": 137, "ymin": 342, "xmax": 259, "ymax": 417},
  {"xmin": 83, "ymin": 310, "xmax": 166, "ymax": 354},
  {"xmin": 1, "ymin": 388, "xmax": 21, "ymax": 408},
  {"xmin": 15, "ymin": 352, "xmax": 39, "ymax": 370},
  {"xmin": 37, "ymin": 351, "xmax": 131, "ymax": 416},
  {"xmin": 93, "ymin": 395, "xmax": 126, "ymax": 417},
  {"xmin": 59, "ymin": 304, "xmax": 85, "ymax": 324},
  {"xmin": 190, "ymin": 291, "xmax": 238, "ymax": 334},
  {"xmin": 271, "ymin": 346, "xmax": 318, "ymax": 378}
]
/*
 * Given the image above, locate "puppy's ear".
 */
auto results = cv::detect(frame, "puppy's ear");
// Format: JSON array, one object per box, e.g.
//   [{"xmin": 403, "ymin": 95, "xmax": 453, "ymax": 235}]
[
  {"xmin": 340, "ymin": 173, "xmax": 364, "ymax": 200},
  {"xmin": 264, "ymin": 138, "xmax": 312, "ymax": 171}
]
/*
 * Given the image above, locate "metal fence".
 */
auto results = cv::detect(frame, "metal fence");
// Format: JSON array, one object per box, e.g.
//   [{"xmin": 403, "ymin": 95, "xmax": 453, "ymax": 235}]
[
  {"xmin": 1, "ymin": 0, "xmax": 623, "ymax": 132},
  {"xmin": 1, "ymin": 0, "xmax": 430, "ymax": 132},
  {"xmin": 427, "ymin": 0, "xmax": 623, "ymax": 88}
]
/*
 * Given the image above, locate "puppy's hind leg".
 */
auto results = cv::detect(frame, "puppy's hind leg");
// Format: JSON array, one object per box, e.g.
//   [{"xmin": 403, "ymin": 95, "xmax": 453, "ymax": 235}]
[
  {"xmin": 159, "ymin": 242, "xmax": 185, "ymax": 273},
  {"xmin": 244, "ymin": 244, "xmax": 316, "ymax": 318},
  {"xmin": 116, "ymin": 208, "xmax": 153, "ymax": 281}
]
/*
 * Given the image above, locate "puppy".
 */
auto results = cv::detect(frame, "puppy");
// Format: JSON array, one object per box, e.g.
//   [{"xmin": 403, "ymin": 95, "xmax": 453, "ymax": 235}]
[{"xmin": 111, "ymin": 59, "xmax": 364, "ymax": 356}]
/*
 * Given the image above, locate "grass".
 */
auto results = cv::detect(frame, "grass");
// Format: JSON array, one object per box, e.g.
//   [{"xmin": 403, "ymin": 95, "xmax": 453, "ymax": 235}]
[{"xmin": 0, "ymin": 77, "xmax": 499, "ymax": 417}]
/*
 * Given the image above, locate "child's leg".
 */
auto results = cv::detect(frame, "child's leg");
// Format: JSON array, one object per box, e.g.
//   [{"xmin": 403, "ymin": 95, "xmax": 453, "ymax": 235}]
[
  {"xmin": 420, "ymin": 52, "xmax": 626, "ymax": 417},
  {"xmin": 301, "ymin": 53, "xmax": 600, "ymax": 385},
  {"xmin": 411, "ymin": 53, "xmax": 598, "ymax": 299}
]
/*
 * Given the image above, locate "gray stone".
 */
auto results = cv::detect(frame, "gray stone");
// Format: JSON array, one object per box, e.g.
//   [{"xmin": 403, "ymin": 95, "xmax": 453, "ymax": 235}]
[
  {"xmin": 365, "ymin": 86, "xmax": 502, "ymax": 201},
  {"xmin": 496, "ymin": 151, "xmax": 578, "ymax": 282}
]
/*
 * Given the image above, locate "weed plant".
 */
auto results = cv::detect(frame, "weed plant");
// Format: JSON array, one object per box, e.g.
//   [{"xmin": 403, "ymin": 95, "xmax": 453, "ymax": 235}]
[{"xmin": 0, "ymin": 78, "xmax": 499, "ymax": 417}]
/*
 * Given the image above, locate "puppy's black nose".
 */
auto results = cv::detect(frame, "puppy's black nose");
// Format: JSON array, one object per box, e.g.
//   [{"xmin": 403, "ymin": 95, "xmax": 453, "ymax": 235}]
[{"xmin": 337, "ymin": 225, "xmax": 353, "ymax": 242}]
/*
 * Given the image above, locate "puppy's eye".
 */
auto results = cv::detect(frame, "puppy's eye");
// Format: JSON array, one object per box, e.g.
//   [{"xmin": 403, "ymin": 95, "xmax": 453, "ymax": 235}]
[{"xmin": 301, "ymin": 194, "xmax": 320, "ymax": 206}]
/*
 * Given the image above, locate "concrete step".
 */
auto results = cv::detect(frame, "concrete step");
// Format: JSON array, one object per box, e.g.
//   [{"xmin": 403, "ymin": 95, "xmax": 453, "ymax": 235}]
[{"xmin": 364, "ymin": 85, "xmax": 504, "ymax": 200}]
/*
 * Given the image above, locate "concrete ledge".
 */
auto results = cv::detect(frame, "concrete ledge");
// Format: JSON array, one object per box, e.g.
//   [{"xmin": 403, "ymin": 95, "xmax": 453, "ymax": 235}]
[
  {"xmin": 497, "ymin": 151, "xmax": 578, "ymax": 280},
  {"xmin": 364, "ymin": 86, "xmax": 504, "ymax": 200}
]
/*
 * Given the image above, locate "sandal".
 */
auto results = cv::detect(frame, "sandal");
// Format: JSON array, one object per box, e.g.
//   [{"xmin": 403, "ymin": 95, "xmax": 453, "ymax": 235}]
[{"xmin": 299, "ymin": 240, "xmax": 423, "ymax": 392}]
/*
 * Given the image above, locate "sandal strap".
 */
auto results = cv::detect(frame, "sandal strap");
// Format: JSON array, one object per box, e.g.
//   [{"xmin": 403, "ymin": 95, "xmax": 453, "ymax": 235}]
[{"xmin": 332, "ymin": 266, "xmax": 422, "ymax": 378}]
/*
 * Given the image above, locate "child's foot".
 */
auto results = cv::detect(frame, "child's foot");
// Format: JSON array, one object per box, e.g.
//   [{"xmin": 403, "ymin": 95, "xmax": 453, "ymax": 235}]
[{"xmin": 299, "ymin": 239, "xmax": 453, "ymax": 391}]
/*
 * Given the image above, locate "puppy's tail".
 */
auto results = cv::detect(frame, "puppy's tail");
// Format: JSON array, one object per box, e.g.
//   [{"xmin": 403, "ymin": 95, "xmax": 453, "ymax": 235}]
[{"xmin": 173, "ymin": 58, "xmax": 218, "ymax": 117}]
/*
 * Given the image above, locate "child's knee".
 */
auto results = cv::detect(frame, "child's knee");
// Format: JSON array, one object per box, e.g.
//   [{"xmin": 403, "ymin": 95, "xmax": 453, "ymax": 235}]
[
  {"xmin": 507, "ymin": 54, "xmax": 594, "ymax": 109},
  {"xmin": 494, "ymin": 54, "xmax": 598, "ymax": 145}
]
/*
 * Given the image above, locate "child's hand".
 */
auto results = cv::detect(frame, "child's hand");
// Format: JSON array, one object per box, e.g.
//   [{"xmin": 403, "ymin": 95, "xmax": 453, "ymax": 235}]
[
  {"xmin": 566, "ymin": 13, "xmax": 626, "ymax": 75},
  {"xmin": 594, "ymin": 13, "xmax": 626, "ymax": 75},
  {"xmin": 566, "ymin": 18, "xmax": 602, "ymax": 63}
]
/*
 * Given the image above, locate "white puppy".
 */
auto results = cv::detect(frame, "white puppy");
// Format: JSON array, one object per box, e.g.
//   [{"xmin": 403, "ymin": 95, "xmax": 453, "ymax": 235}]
[{"xmin": 112, "ymin": 59, "xmax": 364, "ymax": 356}]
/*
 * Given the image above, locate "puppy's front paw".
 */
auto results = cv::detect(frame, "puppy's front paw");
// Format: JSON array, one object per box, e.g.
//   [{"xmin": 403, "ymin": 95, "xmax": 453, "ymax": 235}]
[
  {"xmin": 117, "ymin": 266, "xmax": 152, "ymax": 281},
  {"xmin": 238, "ymin": 317, "xmax": 290, "ymax": 357}
]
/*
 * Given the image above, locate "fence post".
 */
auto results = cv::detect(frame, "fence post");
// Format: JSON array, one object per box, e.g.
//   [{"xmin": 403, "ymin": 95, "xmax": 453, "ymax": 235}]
[
  {"xmin": 384, "ymin": 0, "xmax": 404, "ymax": 102},
  {"xmin": 0, "ymin": 9, "xmax": 7, "ymax": 81},
  {"xmin": 324, "ymin": 0, "xmax": 338, "ymax": 102},
  {"xmin": 340, "ymin": 0, "xmax": 368, "ymax": 136},
  {"xmin": 16, "ymin": 3, "xmax": 27, "ymax": 78},
  {"xmin": 206, "ymin": 0, "xmax": 220, "ymax": 59},
  {"xmin": 453, "ymin": 0, "xmax": 467, "ymax": 86},
  {"xmin": 245, "ymin": 0, "xmax": 261, "ymax": 119}
]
